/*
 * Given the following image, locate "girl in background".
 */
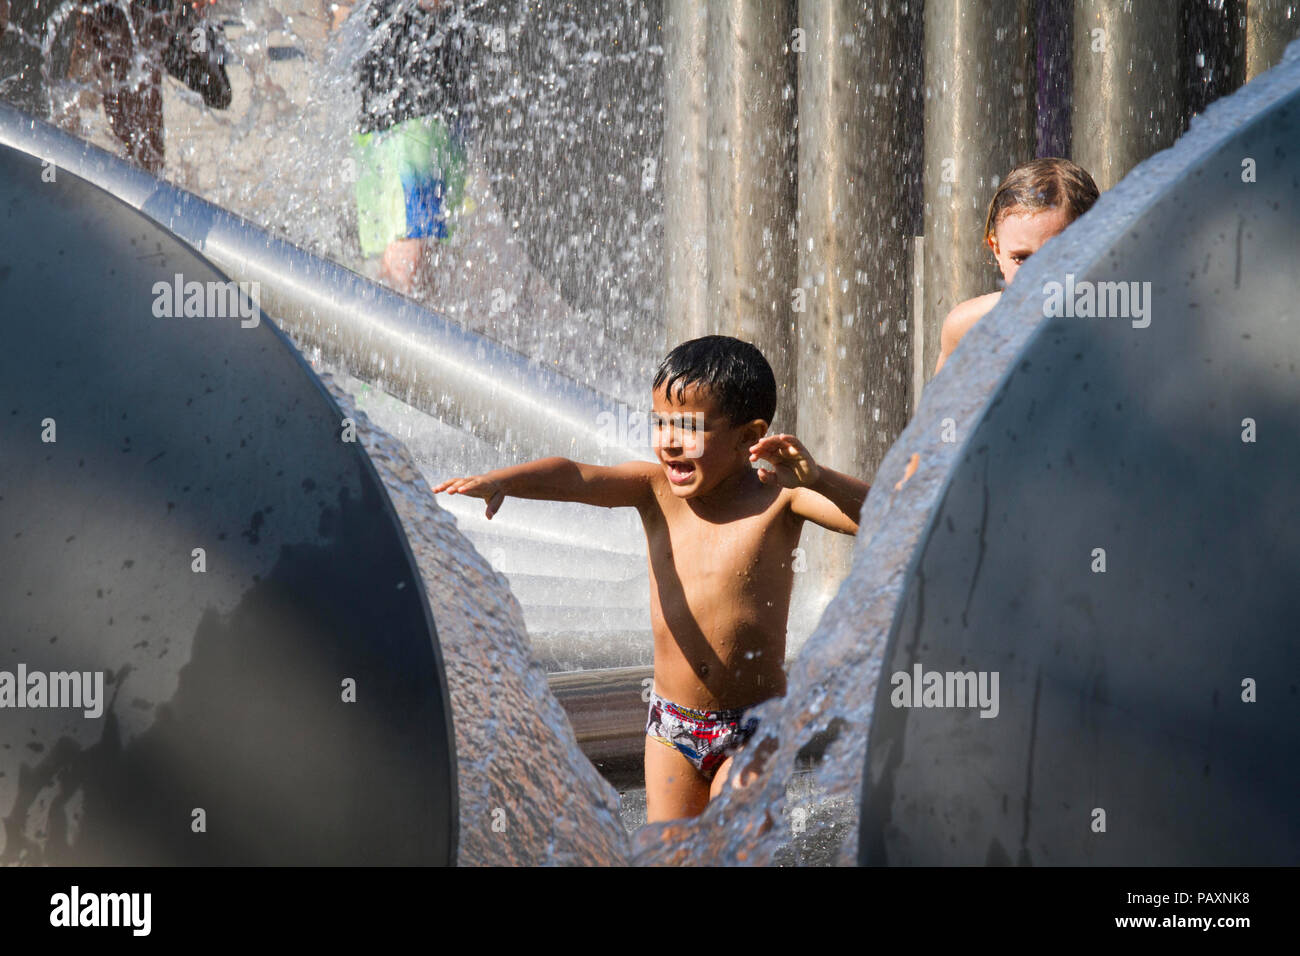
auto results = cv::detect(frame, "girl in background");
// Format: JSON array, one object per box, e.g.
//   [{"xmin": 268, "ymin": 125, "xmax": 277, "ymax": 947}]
[{"xmin": 934, "ymin": 158, "xmax": 1099, "ymax": 374}]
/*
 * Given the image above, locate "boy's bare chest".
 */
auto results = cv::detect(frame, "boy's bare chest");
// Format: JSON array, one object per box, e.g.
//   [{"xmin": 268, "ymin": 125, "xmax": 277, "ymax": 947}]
[{"xmin": 643, "ymin": 492, "xmax": 798, "ymax": 583}]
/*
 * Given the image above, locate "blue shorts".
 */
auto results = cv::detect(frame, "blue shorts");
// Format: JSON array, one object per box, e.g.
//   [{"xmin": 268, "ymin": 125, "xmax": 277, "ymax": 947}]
[{"xmin": 353, "ymin": 115, "xmax": 467, "ymax": 256}]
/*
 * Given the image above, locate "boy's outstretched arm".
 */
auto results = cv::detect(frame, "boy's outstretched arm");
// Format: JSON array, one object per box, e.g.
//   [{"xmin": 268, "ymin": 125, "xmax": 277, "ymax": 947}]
[
  {"xmin": 750, "ymin": 434, "xmax": 869, "ymax": 535},
  {"xmin": 432, "ymin": 457, "xmax": 656, "ymax": 519}
]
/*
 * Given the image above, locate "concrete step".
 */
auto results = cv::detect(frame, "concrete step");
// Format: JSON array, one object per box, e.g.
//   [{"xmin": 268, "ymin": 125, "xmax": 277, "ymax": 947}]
[
  {"xmin": 503, "ymin": 570, "xmax": 648, "ymax": 610},
  {"xmin": 528, "ymin": 629, "xmax": 653, "ymax": 672},
  {"xmin": 521, "ymin": 604, "xmax": 651, "ymax": 637},
  {"xmin": 464, "ymin": 528, "xmax": 644, "ymax": 581}
]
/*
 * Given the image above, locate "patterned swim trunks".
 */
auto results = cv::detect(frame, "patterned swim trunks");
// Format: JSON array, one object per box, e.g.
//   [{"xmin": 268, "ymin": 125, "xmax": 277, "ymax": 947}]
[{"xmin": 645, "ymin": 689, "xmax": 760, "ymax": 782}]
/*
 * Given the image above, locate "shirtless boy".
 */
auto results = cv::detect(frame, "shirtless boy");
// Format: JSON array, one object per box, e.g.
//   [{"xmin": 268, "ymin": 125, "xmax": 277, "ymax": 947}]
[
  {"xmin": 433, "ymin": 335, "xmax": 869, "ymax": 821},
  {"xmin": 934, "ymin": 157, "xmax": 1099, "ymax": 374}
]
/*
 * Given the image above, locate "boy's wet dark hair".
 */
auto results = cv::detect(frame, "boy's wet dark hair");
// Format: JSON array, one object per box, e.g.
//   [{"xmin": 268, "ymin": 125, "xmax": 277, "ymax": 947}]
[
  {"xmin": 983, "ymin": 157, "xmax": 1099, "ymax": 242},
  {"xmin": 653, "ymin": 335, "xmax": 777, "ymax": 429}
]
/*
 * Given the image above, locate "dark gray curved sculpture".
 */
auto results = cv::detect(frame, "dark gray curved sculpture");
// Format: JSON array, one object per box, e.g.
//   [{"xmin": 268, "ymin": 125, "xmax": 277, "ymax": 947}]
[
  {"xmin": 861, "ymin": 69, "xmax": 1300, "ymax": 863},
  {"xmin": 0, "ymin": 144, "xmax": 456, "ymax": 865}
]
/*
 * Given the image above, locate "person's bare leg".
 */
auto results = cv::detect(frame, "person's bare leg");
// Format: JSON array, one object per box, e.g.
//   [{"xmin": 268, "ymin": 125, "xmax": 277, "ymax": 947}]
[
  {"xmin": 709, "ymin": 747, "xmax": 776, "ymax": 835},
  {"xmin": 709, "ymin": 755, "xmax": 737, "ymax": 800},
  {"xmin": 329, "ymin": 3, "xmax": 354, "ymax": 31},
  {"xmin": 105, "ymin": 68, "xmax": 164, "ymax": 175},
  {"xmin": 380, "ymin": 238, "xmax": 427, "ymax": 296},
  {"xmin": 644, "ymin": 738, "xmax": 710, "ymax": 823},
  {"xmin": 711, "ymin": 730, "xmax": 777, "ymax": 800},
  {"xmin": 87, "ymin": 5, "xmax": 161, "ymax": 174},
  {"xmin": 55, "ymin": 13, "xmax": 103, "ymax": 136}
]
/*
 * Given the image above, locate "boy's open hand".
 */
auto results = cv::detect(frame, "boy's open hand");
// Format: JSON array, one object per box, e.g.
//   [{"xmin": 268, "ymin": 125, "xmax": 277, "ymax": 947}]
[
  {"xmin": 432, "ymin": 475, "xmax": 506, "ymax": 519},
  {"xmin": 749, "ymin": 434, "xmax": 820, "ymax": 488}
]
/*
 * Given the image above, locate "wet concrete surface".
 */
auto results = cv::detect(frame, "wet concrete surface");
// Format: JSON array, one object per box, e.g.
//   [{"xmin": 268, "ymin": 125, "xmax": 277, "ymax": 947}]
[{"xmin": 617, "ymin": 771, "xmax": 856, "ymax": 867}]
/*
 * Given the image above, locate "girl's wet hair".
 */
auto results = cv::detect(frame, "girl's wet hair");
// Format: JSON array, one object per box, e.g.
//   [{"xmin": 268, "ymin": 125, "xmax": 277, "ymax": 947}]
[
  {"xmin": 653, "ymin": 335, "xmax": 777, "ymax": 429},
  {"xmin": 983, "ymin": 158, "xmax": 1100, "ymax": 242}
]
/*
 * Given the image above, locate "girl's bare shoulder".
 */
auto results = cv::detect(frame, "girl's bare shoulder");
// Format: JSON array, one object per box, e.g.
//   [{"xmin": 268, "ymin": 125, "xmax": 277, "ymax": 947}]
[{"xmin": 947, "ymin": 291, "xmax": 1002, "ymax": 327}]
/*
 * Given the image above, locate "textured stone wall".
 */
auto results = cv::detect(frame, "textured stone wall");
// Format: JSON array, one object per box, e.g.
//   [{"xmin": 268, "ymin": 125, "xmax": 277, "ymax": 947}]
[{"xmin": 324, "ymin": 375, "xmax": 631, "ymax": 866}]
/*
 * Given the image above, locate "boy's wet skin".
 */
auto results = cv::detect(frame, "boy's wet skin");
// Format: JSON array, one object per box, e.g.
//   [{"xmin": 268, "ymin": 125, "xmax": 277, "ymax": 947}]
[
  {"xmin": 641, "ymin": 382, "xmax": 799, "ymax": 712},
  {"xmin": 636, "ymin": 378, "xmax": 862, "ymax": 817},
  {"xmin": 431, "ymin": 336, "xmax": 868, "ymax": 821}
]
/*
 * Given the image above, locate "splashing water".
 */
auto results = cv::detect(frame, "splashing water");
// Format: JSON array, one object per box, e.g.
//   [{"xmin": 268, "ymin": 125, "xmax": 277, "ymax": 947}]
[
  {"xmin": 323, "ymin": 373, "xmax": 631, "ymax": 865},
  {"xmin": 1, "ymin": 0, "xmax": 864, "ymax": 863},
  {"xmin": 3, "ymin": 0, "xmax": 666, "ymax": 404}
]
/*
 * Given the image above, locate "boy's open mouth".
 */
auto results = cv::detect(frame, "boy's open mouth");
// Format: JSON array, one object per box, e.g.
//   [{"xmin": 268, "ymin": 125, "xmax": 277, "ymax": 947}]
[{"xmin": 665, "ymin": 460, "xmax": 696, "ymax": 485}]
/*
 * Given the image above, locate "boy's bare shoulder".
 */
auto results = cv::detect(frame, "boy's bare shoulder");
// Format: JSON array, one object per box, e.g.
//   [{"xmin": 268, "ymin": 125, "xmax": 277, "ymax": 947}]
[
  {"xmin": 612, "ymin": 458, "xmax": 662, "ymax": 481},
  {"xmin": 617, "ymin": 458, "xmax": 665, "ymax": 504},
  {"xmin": 563, "ymin": 458, "xmax": 662, "ymax": 512},
  {"xmin": 751, "ymin": 480, "xmax": 800, "ymax": 523}
]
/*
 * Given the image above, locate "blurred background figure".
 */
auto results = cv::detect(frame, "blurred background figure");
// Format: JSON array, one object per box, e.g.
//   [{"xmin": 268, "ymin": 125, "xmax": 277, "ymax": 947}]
[
  {"xmin": 334, "ymin": 0, "xmax": 477, "ymax": 296},
  {"xmin": 0, "ymin": 0, "xmax": 56, "ymax": 117},
  {"xmin": 61, "ymin": 0, "xmax": 232, "ymax": 174}
]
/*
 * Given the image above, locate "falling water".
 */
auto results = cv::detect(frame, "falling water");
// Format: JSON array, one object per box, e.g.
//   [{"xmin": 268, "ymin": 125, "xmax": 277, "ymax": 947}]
[
  {"xmin": 0, "ymin": 0, "xmax": 673, "ymax": 863},
  {"xmin": 3, "ymin": 0, "xmax": 696, "ymax": 665},
  {"xmin": 2, "ymin": 0, "xmax": 666, "ymax": 403},
  {"xmin": 0, "ymin": 0, "xmax": 1022, "ymax": 866},
  {"xmin": 7, "ymin": 0, "xmax": 1271, "ymax": 866}
]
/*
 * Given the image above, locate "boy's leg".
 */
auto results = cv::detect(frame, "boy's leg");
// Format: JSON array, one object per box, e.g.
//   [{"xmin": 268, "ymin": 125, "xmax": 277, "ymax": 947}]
[
  {"xmin": 708, "ymin": 753, "xmax": 764, "ymax": 799},
  {"xmin": 644, "ymin": 737, "xmax": 710, "ymax": 822},
  {"xmin": 709, "ymin": 755, "xmax": 737, "ymax": 800},
  {"xmin": 709, "ymin": 713, "xmax": 772, "ymax": 800},
  {"xmin": 708, "ymin": 752, "xmax": 776, "ymax": 836},
  {"xmin": 380, "ymin": 237, "xmax": 429, "ymax": 296}
]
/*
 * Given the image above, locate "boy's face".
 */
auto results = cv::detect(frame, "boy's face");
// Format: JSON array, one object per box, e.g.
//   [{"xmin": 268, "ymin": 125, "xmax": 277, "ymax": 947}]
[
  {"xmin": 988, "ymin": 205, "xmax": 1071, "ymax": 285},
  {"xmin": 651, "ymin": 381, "xmax": 764, "ymax": 499}
]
